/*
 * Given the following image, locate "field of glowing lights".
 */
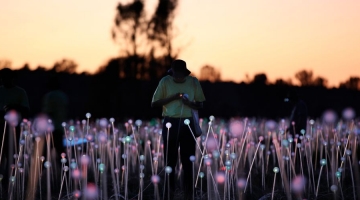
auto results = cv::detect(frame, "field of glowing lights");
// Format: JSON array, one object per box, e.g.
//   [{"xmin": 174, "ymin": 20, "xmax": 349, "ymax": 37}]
[{"xmin": 1, "ymin": 108, "xmax": 360, "ymax": 200}]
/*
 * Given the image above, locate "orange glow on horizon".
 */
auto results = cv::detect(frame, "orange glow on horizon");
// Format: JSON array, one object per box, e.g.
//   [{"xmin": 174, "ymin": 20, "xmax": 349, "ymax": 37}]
[{"xmin": 1, "ymin": 0, "xmax": 360, "ymax": 87}]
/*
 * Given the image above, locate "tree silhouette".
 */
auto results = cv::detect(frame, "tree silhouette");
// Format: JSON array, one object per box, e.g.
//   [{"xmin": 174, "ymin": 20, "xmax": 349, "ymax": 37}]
[
  {"xmin": 147, "ymin": 0, "xmax": 179, "ymax": 60},
  {"xmin": 51, "ymin": 59, "xmax": 78, "ymax": 74},
  {"xmin": 109, "ymin": 0, "xmax": 180, "ymax": 80},
  {"xmin": 339, "ymin": 76, "xmax": 360, "ymax": 90},
  {"xmin": 112, "ymin": 0, "xmax": 145, "ymax": 57},
  {"xmin": 274, "ymin": 78, "xmax": 292, "ymax": 86},
  {"xmin": 251, "ymin": 73, "xmax": 268, "ymax": 85},
  {"xmin": 294, "ymin": 69, "xmax": 328, "ymax": 87},
  {"xmin": 0, "ymin": 59, "xmax": 12, "ymax": 69},
  {"xmin": 295, "ymin": 70, "xmax": 313, "ymax": 86},
  {"xmin": 199, "ymin": 65, "xmax": 221, "ymax": 82}
]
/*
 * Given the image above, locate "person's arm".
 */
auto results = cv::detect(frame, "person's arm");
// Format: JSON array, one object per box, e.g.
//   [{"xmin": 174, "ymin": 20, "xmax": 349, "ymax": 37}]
[
  {"xmin": 182, "ymin": 98, "xmax": 203, "ymax": 110},
  {"xmin": 151, "ymin": 93, "xmax": 182, "ymax": 107}
]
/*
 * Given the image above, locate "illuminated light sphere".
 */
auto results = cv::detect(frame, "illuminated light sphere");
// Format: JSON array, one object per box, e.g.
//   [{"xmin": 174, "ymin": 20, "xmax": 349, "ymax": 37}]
[
  {"xmin": 10, "ymin": 176, "xmax": 16, "ymax": 182},
  {"xmin": 139, "ymin": 173, "xmax": 145, "ymax": 178},
  {"xmin": 237, "ymin": 178, "xmax": 246, "ymax": 189},
  {"xmin": 98, "ymin": 163, "xmax": 105, "ymax": 173},
  {"xmin": 282, "ymin": 139, "xmax": 289, "ymax": 147},
  {"xmin": 122, "ymin": 154, "xmax": 127, "ymax": 159},
  {"xmin": 166, "ymin": 122, "xmax": 172, "ymax": 129},
  {"xmin": 70, "ymin": 162, "xmax": 77, "ymax": 169},
  {"xmin": 230, "ymin": 153, "xmax": 237, "ymax": 160},
  {"xmin": 215, "ymin": 172, "xmax": 226, "ymax": 184},
  {"xmin": 98, "ymin": 133, "xmax": 107, "ymax": 143},
  {"xmin": 330, "ymin": 185, "xmax": 338, "ymax": 192},
  {"xmin": 81, "ymin": 155, "xmax": 90, "ymax": 165},
  {"xmin": 340, "ymin": 157, "xmax": 345, "ymax": 162},
  {"xmin": 151, "ymin": 175, "xmax": 160, "ymax": 184},
  {"xmin": 35, "ymin": 137, "xmax": 41, "ymax": 142},
  {"xmin": 184, "ymin": 119, "xmax": 190, "ymax": 125},
  {"xmin": 61, "ymin": 153, "xmax": 66, "ymax": 158},
  {"xmin": 63, "ymin": 166, "xmax": 69, "ymax": 172},
  {"xmin": 135, "ymin": 119, "xmax": 142, "ymax": 126},
  {"xmin": 4, "ymin": 110, "xmax": 19, "ymax": 126},
  {"xmin": 346, "ymin": 150, "xmax": 352, "ymax": 156},
  {"xmin": 226, "ymin": 143, "xmax": 231, "ymax": 149},
  {"xmin": 99, "ymin": 118, "xmax": 108, "ymax": 127},
  {"xmin": 189, "ymin": 155, "xmax": 196, "ymax": 162},
  {"xmin": 265, "ymin": 120, "xmax": 277, "ymax": 131},
  {"xmin": 109, "ymin": 118, "xmax": 115, "ymax": 123},
  {"xmin": 225, "ymin": 160, "xmax": 232, "ymax": 167},
  {"xmin": 322, "ymin": 110, "xmax": 337, "ymax": 124},
  {"xmin": 22, "ymin": 131, "xmax": 28, "ymax": 136},
  {"xmin": 40, "ymin": 156, "xmax": 45, "ymax": 162},
  {"xmin": 44, "ymin": 161, "xmax": 51, "ymax": 168},
  {"xmin": 258, "ymin": 136, "xmax": 264, "ymax": 141},
  {"xmin": 85, "ymin": 113, "xmax": 91, "ymax": 118},
  {"xmin": 229, "ymin": 120, "xmax": 244, "ymax": 137},
  {"xmin": 139, "ymin": 155, "xmax": 145, "ymax": 161},
  {"xmin": 212, "ymin": 150, "xmax": 220, "ymax": 159},
  {"xmin": 342, "ymin": 107, "xmax": 356, "ymax": 120},
  {"xmin": 61, "ymin": 158, "xmax": 67, "ymax": 164},
  {"xmin": 206, "ymin": 138, "xmax": 218, "ymax": 152},
  {"xmin": 300, "ymin": 129, "xmax": 305, "ymax": 135},
  {"xmin": 309, "ymin": 119, "xmax": 315, "ymax": 125},
  {"xmin": 84, "ymin": 183, "xmax": 98, "ymax": 199},
  {"xmin": 204, "ymin": 158, "xmax": 212, "ymax": 166},
  {"xmin": 74, "ymin": 190, "xmax": 81, "ymax": 198},
  {"xmin": 139, "ymin": 165, "xmax": 145, "ymax": 170},
  {"xmin": 335, "ymin": 171, "xmax": 341, "ymax": 178},
  {"xmin": 273, "ymin": 167, "xmax": 279, "ymax": 173},
  {"xmin": 165, "ymin": 166, "xmax": 172, "ymax": 174},
  {"xmin": 320, "ymin": 159, "xmax": 327, "ymax": 166},
  {"xmin": 125, "ymin": 136, "xmax": 131, "ymax": 143},
  {"xmin": 199, "ymin": 172, "xmax": 204, "ymax": 178},
  {"xmin": 33, "ymin": 115, "xmax": 50, "ymax": 134},
  {"xmin": 291, "ymin": 176, "xmax": 306, "ymax": 193},
  {"xmin": 288, "ymin": 138, "xmax": 293, "ymax": 143},
  {"xmin": 209, "ymin": 115, "xmax": 215, "ymax": 121},
  {"xmin": 128, "ymin": 119, "xmax": 133, "ymax": 124}
]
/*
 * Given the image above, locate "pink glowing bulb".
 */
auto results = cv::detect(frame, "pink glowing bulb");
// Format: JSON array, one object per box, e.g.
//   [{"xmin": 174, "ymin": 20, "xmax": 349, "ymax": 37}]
[
  {"xmin": 151, "ymin": 175, "xmax": 160, "ymax": 184},
  {"xmin": 84, "ymin": 183, "xmax": 98, "ymax": 199},
  {"xmin": 216, "ymin": 172, "xmax": 226, "ymax": 184},
  {"xmin": 291, "ymin": 176, "xmax": 306, "ymax": 193}
]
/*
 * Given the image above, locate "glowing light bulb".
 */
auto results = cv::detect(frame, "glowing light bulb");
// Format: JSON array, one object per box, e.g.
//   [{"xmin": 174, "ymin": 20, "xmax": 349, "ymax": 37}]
[
  {"xmin": 184, "ymin": 119, "xmax": 190, "ymax": 125},
  {"xmin": 273, "ymin": 167, "xmax": 279, "ymax": 173}
]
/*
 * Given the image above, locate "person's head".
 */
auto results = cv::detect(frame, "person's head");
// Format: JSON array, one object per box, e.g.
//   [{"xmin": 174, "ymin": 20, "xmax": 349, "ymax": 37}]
[
  {"xmin": 0, "ymin": 68, "xmax": 16, "ymax": 87},
  {"xmin": 168, "ymin": 59, "xmax": 191, "ymax": 82}
]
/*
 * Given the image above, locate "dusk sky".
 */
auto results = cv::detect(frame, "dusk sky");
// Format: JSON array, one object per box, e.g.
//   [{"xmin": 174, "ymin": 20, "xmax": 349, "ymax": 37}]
[{"xmin": 1, "ymin": 0, "xmax": 360, "ymax": 87}]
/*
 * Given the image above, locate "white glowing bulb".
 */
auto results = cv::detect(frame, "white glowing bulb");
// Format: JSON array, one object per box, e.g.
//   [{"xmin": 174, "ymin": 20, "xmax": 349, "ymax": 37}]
[
  {"xmin": 184, "ymin": 119, "xmax": 190, "ymax": 125},
  {"xmin": 166, "ymin": 122, "xmax": 172, "ymax": 128}
]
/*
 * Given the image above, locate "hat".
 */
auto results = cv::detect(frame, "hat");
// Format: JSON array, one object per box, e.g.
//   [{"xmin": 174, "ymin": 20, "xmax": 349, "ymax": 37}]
[{"xmin": 168, "ymin": 59, "xmax": 191, "ymax": 77}]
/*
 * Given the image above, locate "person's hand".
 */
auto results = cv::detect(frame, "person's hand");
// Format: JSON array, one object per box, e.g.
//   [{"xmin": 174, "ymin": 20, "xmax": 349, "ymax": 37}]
[
  {"xmin": 171, "ymin": 93, "xmax": 183, "ymax": 100},
  {"xmin": 182, "ymin": 95, "xmax": 191, "ymax": 106}
]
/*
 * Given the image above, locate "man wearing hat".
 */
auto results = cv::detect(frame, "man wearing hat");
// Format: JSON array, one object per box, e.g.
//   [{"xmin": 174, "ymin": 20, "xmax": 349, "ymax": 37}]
[{"xmin": 151, "ymin": 59, "xmax": 206, "ymax": 200}]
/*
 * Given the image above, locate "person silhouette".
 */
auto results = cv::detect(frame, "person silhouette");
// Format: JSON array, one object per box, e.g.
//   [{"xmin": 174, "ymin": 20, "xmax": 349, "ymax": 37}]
[
  {"xmin": 151, "ymin": 59, "xmax": 206, "ymax": 200},
  {"xmin": 0, "ymin": 68, "xmax": 30, "ymax": 195},
  {"xmin": 285, "ymin": 89, "xmax": 308, "ymax": 138},
  {"xmin": 42, "ymin": 74, "xmax": 69, "ymax": 157}
]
